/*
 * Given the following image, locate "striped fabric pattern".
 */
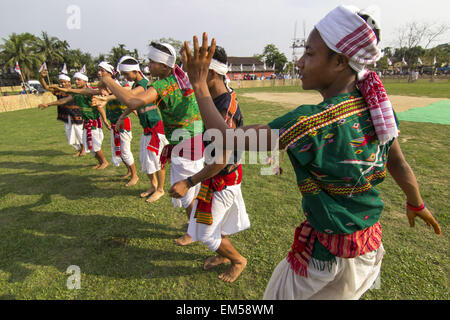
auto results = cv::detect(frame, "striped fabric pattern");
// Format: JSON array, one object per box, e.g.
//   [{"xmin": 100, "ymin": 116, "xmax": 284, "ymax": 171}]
[
  {"xmin": 287, "ymin": 220, "xmax": 382, "ymax": 277},
  {"xmin": 279, "ymin": 97, "xmax": 367, "ymax": 150}
]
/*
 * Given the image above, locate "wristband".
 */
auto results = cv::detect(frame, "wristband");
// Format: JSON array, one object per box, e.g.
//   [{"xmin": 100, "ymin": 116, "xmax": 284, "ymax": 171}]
[
  {"xmin": 406, "ymin": 202, "xmax": 425, "ymax": 212},
  {"xmin": 186, "ymin": 176, "xmax": 195, "ymax": 188}
]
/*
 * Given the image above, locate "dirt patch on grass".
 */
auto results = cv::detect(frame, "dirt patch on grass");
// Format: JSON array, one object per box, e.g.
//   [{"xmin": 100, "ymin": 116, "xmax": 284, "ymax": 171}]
[{"xmin": 241, "ymin": 92, "xmax": 446, "ymax": 112}]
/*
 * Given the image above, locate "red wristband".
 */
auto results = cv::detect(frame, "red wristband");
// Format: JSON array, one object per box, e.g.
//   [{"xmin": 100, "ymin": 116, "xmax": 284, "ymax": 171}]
[{"xmin": 406, "ymin": 202, "xmax": 425, "ymax": 212}]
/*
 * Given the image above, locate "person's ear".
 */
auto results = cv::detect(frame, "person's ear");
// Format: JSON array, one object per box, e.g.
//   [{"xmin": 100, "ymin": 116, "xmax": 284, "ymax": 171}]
[{"xmin": 334, "ymin": 54, "xmax": 350, "ymax": 72}]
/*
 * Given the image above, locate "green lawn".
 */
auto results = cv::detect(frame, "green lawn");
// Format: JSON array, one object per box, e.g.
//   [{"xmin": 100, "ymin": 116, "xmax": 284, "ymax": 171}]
[
  {"xmin": 0, "ymin": 87, "xmax": 448, "ymax": 300},
  {"xmin": 237, "ymin": 78, "xmax": 450, "ymax": 99}
]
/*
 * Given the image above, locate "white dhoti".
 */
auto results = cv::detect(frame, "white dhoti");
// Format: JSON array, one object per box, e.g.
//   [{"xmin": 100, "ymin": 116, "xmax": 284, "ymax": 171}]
[
  {"xmin": 139, "ymin": 133, "xmax": 169, "ymax": 174},
  {"xmin": 187, "ymin": 184, "xmax": 250, "ymax": 251},
  {"xmin": 170, "ymin": 155, "xmax": 204, "ymax": 209},
  {"xmin": 64, "ymin": 116, "xmax": 83, "ymax": 150},
  {"xmin": 82, "ymin": 127, "xmax": 104, "ymax": 155},
  {"xmin": 263, "ymin": 244, "xmax": 385, "ymax": 300},
  {"xmin": 110, "ymin": 130, "xmax": 134, "ymax": 167}
]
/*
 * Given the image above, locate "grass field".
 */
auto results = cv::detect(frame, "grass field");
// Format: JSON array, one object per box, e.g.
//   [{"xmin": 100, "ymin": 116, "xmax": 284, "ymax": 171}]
[
  {"xmin": 0, "ymin": 84, "xmax": 448, "ymax": 300},
  {"xmin": 237, "ymin": 78, "xmax": 450, "ymax": 99}
]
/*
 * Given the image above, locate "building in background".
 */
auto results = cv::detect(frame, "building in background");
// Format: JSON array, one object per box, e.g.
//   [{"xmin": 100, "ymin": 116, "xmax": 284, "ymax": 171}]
[{"xmin": 227, "ymin": 57, "xmax": 275, "ymax": 80}]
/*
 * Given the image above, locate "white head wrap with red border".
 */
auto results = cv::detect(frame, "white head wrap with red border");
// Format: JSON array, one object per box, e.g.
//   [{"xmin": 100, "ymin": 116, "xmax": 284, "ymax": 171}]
[{"xmin": 316, "ymin": 5, "xmax": 398, "ymax": 145}]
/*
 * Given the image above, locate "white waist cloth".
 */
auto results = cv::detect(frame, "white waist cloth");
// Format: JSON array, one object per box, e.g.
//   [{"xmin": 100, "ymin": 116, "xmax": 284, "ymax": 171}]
[
  {"xmin": 82, "ymin": 127, "xmax": 104, "ymax": 154},
  {"xmin": 64, "ymin": 116, "xmax": 83, "ymax": 150},
  {"xmin": 110, "ymin": 129, "xmax": 134, "ymax": 167},
  {"xmin": 187, "ymin": 183, "xmax": 250, "ymax": 251},
  {"xmin": 170, "ymin": 155, "xmax": 204, "ymax": 209},
  {"xmin": 263, "ymin": 244, "xmax": 385, "ymax": 300},
  {"xmin": 139, "ymin": 133, "xmax": 169, "ymax": 174}
]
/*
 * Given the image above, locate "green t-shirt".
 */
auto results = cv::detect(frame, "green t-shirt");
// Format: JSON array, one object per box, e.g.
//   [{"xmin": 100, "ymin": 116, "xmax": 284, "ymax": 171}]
[
  {"xmin": 105, "ymin": 99, "xmax": 128, "ymax": 128},
  {"xmin": 268, "ymin": 90, "xmax": 399, "ymax": 260},
  {"xmin": 133, "ymin": 78, "xmax": 163, "ymax": 133},
  {"xmin": 150, "ymin": 74, "xmax": 203, "ymax": 144},
  {"xmin": 72, "ymin": 93, "xmax": 100, "ymax": 122}
]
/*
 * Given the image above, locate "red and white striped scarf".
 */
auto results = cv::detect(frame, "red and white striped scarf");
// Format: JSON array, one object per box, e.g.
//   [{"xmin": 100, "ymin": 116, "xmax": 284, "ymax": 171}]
[
  {"xmin": 357, "ymin": 70, "xmax": 398, "ymax": 145},
  {"xmin": 111, "ymin": 117, "xmax": 131, "ymax": 156},
  {"xmin": 84, "ymin": 118, "xmax": 102, "ymax": 151},
  {"xmin": 316, "ymin": 5, "xmax": 398, "ymax": 145}
]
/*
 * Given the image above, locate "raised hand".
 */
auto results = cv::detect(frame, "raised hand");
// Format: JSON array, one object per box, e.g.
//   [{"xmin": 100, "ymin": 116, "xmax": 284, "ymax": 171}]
[
  {"xmin": 182, "ymin": 32, "xmax": 216, "ymax": 87},
  {"xmin": 406, "ymin": 206, "xmax": 441, "ymax": 235},
  {"xmin": 91, "ymin": 95, "xmax": 108, "ymax": 107}
]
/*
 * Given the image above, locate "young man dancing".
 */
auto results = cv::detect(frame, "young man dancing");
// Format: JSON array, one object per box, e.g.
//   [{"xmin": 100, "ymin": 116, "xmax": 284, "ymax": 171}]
[
  {"xmin": 169, "ymin": 46, "xmax": 249, "ymax": 283},
  {"xmin": 182, "ymin": 8, "xmax": 441, "ymax": 299},
  {"xmin": 99, "ymin": 43, "xmax": 205, "ymax": 243},
  {"xmin": 38, "ymin": 69, "xmax": 85, "ymax": 157}
]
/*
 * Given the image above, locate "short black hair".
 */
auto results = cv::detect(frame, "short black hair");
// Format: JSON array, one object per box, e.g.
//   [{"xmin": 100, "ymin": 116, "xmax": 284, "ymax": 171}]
[
  {"xmin": 121, "ymin": 58, "xmax": 139, "ymax": 65},
  {"xmin": 212, "ymin": 46, "xmax": 227, "ymax": 64},
  {"xmin": 150, "ymin": 42, "xmax": 173, "ymax": 56},
  {"xmin": 358, "ymin": 14, "xmax": 380, "ymax": 44}
]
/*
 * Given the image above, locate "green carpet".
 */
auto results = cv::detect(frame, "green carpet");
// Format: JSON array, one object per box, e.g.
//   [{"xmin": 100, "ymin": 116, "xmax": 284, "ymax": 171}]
[{"xmin": 397, "ymin": 100, "xmax": 450, "ymax": 125}]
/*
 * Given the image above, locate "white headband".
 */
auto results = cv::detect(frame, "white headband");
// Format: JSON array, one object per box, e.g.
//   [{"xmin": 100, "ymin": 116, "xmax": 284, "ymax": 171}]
[
  {"xmin": 98, "ymin": 61, "xmax": 115, "ymax": 75},
  {"xmin": 315, "ymin": 5, "xmax": 382, "ymax": 80},
  {"xmin": 148, "ymin": 43, "xmax": 176, "ymax": 68},
  {"xmin": 116, "ymin": 55, "xmax": 140, "ymax": 73},
  {"xmin": 73, "ymin": 72, "xmax": 88, "ymax": 82},
  {"xmin": 209, "ymin": 59, "xmax": 228, "ymax": 76},
  {"xmin": 58, "ymin": 74, "xmax": 71, "ymax": 81}
]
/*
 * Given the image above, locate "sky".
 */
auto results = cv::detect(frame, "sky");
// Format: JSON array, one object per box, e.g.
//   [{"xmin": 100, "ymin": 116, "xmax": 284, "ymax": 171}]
[{"xmin": 1, "ymin": 0, "xmax": 449, "ymax": 62}]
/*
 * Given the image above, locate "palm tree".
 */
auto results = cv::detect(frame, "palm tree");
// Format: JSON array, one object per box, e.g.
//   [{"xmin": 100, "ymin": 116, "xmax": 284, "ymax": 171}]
[
  {"xmin": 108, "ymin": 44, "xmax": 130, "ymax": 68},
  {"xmin": 36, "ymin": 32, "xmax": 70, "ymax": 81},
  {"xmin": 0, "ymin": 32, "xmax": 43, "ymax": 81}
]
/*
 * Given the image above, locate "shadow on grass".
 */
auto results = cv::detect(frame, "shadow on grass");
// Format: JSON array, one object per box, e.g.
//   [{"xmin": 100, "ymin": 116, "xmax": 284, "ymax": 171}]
[
  {"xmin": 0, "ymin": 195, "xmax": 203, "ymax": 284},
  {"xmin": 0, "ymin": 160, "xmax": 148, "ymax": 200},
  {"xmin": 0, "ymin": 149, "xmax": 69, "ymax": 158}
]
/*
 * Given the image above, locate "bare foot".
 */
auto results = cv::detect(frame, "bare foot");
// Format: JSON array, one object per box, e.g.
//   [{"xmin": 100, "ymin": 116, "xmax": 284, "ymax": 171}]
[
  {"xmin": 204, "ymin": 255, "xmax": 231, "ymax": 270},
  {"xmin": 79, "ymin": 151, "xmax": 87, "ymax": 157},
  {"xmin": 97, "ymin": 162, "xmax": 109, "ymax": 170},
  {"xmin": 120, "ymin": 171, "xmax": 132, "ymax": 179},
  {"xmin": 140, "ymin": 187, "xmax": 155, "ymax": 198},
  {"xmin": 174, "ymin": 234, "xmax": 192, "ymax": 246},
  {"xmin": 125, "ymin": 176, "xmax": 139, "ymax": 187},
  {"xmin": 145, "ymin": 189, "xmax": 164, "ymax": 202},
  {"xmin": 218, "ymin": 258, "xmax": 247, "ymax": 283},
  {"xmin": 92, "ymin": 164, "xmax": 101, "ymax": 170},
  {"xmin": 72, "ymin": 151, "xmax": 81, "ymax": 157}
]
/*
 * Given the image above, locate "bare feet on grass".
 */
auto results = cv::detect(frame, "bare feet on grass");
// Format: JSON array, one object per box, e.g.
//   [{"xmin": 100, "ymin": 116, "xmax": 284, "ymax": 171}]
[
  {"xmin": 140, "ymin": 187, "xmax": 155, "ymax": 198},
  {"xmin": 92, "ymin": 164, "xmax": 101, "ymax": 169},
  {"xmin": 125, "ymin": 176, "xmax": 139, "ymax": 187},
  {"xmin": 204, "ymin": 255, "xmax": 230, "ymax": 270},
  {"xmin": 145, "ymin": 189, "xmax": 164, "ymax": 202},
  {"xmin": 97, "ymin": 162, "xmax": 109, "ymax": 170},
  {"xmin": 120, "ymin": 172, "xmax": 132, "ymax": 180},
  {"xmin": 72, "ymin": 151, "xmax": 81, "ymax": 157},
  {"xmin": 218, "ymin": 258, "xmax": 247, "ymax": 283},
  {"xmin": 174, "ymin": 234, "xmax": 192, "ymax": 246}
]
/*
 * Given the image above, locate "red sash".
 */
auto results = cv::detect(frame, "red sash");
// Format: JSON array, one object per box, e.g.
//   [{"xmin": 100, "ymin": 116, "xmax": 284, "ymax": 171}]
[
  {"xmin": 194, "ymin": 164, "xmax": 243, "ymax": 225},
  {"xmin": 160, "ymin": 134, "xmax": 205, "ymax": 168},
  {"xmin": 84, "ymin": 117, "xmax": 102, "ymax": 151},
  {"xmin": 143, "ymin": 120, "xmax": 165, "ymax": 156},
  {"xmin": 287, "ymin": 220, "xmax": 382, "ymax": 277},
  {"xmin": 111, "ymin": 117, "xmax": 131, "ymax": 156}
]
